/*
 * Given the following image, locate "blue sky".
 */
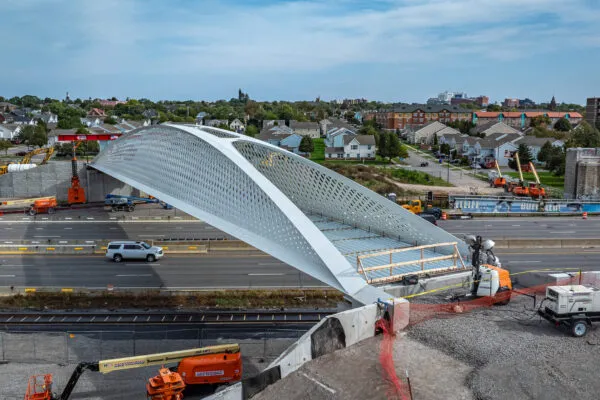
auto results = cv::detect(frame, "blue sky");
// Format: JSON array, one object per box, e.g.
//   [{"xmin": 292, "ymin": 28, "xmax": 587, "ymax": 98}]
[{"xmin": 1, "ymin": 0, "xmax": 599, "ymax": 104}]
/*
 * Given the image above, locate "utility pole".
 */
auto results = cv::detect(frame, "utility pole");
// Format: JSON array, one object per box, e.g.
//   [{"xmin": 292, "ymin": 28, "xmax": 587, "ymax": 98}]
[{"xmin": 447, "ymin": 147, "xmax": 451, "ymax": 183}]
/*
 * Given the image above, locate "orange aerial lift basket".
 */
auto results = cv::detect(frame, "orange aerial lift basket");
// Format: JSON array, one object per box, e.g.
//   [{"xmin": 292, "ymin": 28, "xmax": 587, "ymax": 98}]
[
  {"xmin": 24, "ymin": 374, "xmax": 53, "ymax": 400},
  {"xmin": 146, "ymin": 367, "xmax": 186, "ymax": 400}
]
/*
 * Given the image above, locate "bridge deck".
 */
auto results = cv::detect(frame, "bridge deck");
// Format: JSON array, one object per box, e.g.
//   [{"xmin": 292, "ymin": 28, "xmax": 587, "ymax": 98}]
[{"xmin": 307, "ymin": 214, "xmax": 458, "ymax": 282}]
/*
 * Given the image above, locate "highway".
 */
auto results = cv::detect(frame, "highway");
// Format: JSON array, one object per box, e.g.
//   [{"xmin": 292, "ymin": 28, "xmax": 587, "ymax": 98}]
[
  {"xmin": 0, "ymin": 221, "xmax": 232, "ymax": 241},
  {"xmin": 439, "ymin": 216, "xmax": 600, "ymax": 239},
  {"xmin": 0, "ymin": 255, "xmax": 325, "ymax": 289},
  {"xmin": 0, "ymin": 251, "xmax": 598, "ymax": 290},
  {"xmin": 1, "ymin": 216, "xmax": 597, "ymax": 241}
]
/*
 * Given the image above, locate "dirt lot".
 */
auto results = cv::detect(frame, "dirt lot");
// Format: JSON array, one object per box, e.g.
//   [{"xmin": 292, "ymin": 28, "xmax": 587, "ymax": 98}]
[{"xmin": 256, "ymin": 293, "xmax": 600, "ymax": 400}]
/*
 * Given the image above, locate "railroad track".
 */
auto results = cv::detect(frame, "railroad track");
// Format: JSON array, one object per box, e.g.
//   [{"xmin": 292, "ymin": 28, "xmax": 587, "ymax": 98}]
[{"xmin": 0, "ymin": 310, "xmax": 335, "ymax": 325}]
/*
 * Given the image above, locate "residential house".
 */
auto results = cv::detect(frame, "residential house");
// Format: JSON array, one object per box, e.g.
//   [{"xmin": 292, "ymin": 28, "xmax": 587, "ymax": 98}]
[
  {"xmin": 143, "ymin": 109, "xmax": 159, "ymax": 120},
  {"xmin": 36, "ymin": 112, "xmax": 58, "ymax": 125},
  {"xmin": 472, "ymin": 133, "xmax": 521, "ymax": 166},
  {"xmin": 472, "ymin": 121, "xmax": 521, "ymax": 137},
  {"xmin": 325, "ymin": 127, "xmax": 357, "ymax": 148},
  {"xmin": 364, "ymin": 104, "xmax": 471, "ymax": 131},
  {"xmin": 0, "ymin": 125, "xmax": 15, "ymax": 140},
  {"xmin": 229, "ymin": 118, "xmax": 245, "ymax": 133},
  {"xmin": 319, "ymin": 119, "xmax": 332, "ymax": 135},
  {"xmin": 0, "ymin": 102, "xmax": 17, "ymax": 113},
  {"xmin": 80, "ymin": 117, "xmax": 102, "ymax": 127},
  {"xmin": 204, "ymin": 119, "xmax": 229, "ymax": 127},
  {"xmin": 11, "ymin": 113, "xmax": 35, "ymax": 125},
  {"xmin": 513, "ymin": 136, "xmax": 564, "ymax": 163},
  {"xmin": 195, "ymin": 112, "xmax": 207, "ymax": 125},
  {"xmin": 407, "ymin": 121, "xmax": 460, "ymax": 144},
  {"xmin": 258, "ymin": 128, "xmax": 306, "ymax": 155},
  {"xmin": 289, "ymin": 121, "xmax": 320, "ymax": 138},
  {"xmin": 263, "ymin": 120, "xmax": 286, "ymax": 128},
  {"xmin": 87, "ymin": 108, "xmax": 107, "ymax": 118},
  {"xmin": 325, "ymin": 135, "xmax": 376, "ymax": 159},
  {"xmin": 474, "ymin": 111, "xmax": 584, "ymax": 130}
]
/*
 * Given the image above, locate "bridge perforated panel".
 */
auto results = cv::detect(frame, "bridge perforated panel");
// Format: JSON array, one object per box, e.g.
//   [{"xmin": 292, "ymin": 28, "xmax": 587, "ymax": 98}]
[{"xmin": 93, "ymin": 126, "xmax": 341, "ymax": 288}]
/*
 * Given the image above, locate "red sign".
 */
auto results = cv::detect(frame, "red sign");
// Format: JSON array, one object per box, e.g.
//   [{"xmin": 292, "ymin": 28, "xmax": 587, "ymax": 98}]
[{"xmin": 58, "ymin": 134, "xmax": 122, "ymax": 141}]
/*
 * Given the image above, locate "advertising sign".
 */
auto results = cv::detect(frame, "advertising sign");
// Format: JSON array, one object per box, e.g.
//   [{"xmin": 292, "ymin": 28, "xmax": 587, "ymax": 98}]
[{"xmin": 452, "ymin": 198, "xmax": 538, "ymax": 213}]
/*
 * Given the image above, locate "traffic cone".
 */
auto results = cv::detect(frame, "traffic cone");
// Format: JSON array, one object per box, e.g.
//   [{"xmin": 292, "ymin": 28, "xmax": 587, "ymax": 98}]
[
  {"xmin": 583, "ymin": 212, "xmax": 588, "ymax": 220},
  {"xmin": 441, "ymin": 212, "xmax": 447, "ymax": 220}
]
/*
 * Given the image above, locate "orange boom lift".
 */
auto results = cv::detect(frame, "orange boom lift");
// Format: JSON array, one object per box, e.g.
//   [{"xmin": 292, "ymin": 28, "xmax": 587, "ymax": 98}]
[{"xmin": 67, "ymin": 141, "xmax": 85, "ymax": 204}]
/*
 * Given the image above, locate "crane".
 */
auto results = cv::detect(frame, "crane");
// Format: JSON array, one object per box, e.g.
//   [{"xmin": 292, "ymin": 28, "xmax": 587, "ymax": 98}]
[
  {"xmin": 67, "ymin": 141, "xmax": 85, "ymax": 205},
  {"xmin": 512, "ymin": 152, "xmax": 530, "ymax": 197},
  {"xmin": 490, "ymin": 160, "xmax": 506, "ymax": 188},
  {"xmin": 24, "ymin": 344, "xmax": 242, "ymax": 400},
  {"xmin": 528, "ymin": 162, "xmax": 546, "ymax": 198}
]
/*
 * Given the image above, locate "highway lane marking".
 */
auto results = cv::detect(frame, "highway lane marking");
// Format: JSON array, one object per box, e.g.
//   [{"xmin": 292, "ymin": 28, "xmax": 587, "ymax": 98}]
[
  {"xmin": 109, "ymin": 227, "xmax": 118, "ymax": 230},
  {"xmin": 300, "ymin": 373, "xmax": 336, "ymax": 394},
  {"xmin": 0, "ymin": 275, "xmax": 16, "ymax": 278},
  {"xmin": 116, "ymin": 274, "xmax": 153, "ymax": 277},
  {"xmin": 512, "ymin": 225, "xmax": 521, "ymax": 227},
  {"xmin": 248, "ymin": 273, "xmax": 285, "ymax": 276},
  {"xmin": 258, "ymin": 262, "xmax": 284, "ymax": 265},
  {"xmin": 0, "ymin": 265, "xmax": 33, "ymax": 267},
  {"xmin": 125, "ymin": 263, "xmax": 161, "ymax": 266},
  {"xmin": 33, "ymin": 236, "xmax": 61, "ymax": 238},
  {"xmin": 4, "ymin": 228, "xmax": 12, "ymax": 230},
  {"xmin": 505, "ymin": 260, "xmax": 541, "ymax": 263},
  {"xmin": 139, "ymin": 235, "xmax": 165, "ymax": 237},
  {"xmin": 549, "ymin": 231, "xmax": 576, "ymax": 234}
]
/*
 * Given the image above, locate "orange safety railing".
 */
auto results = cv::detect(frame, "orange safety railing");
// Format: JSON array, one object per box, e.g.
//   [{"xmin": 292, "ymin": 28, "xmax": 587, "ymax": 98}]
[{"xmin": 24, "ymin": 374, "xmax": 53, "ymax": 400}]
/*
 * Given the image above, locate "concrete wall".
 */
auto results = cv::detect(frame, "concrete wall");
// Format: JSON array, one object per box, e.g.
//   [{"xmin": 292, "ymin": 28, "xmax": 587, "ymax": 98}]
[
  {"xmin": 0, "ymin": 161, "xmax": 138, "ymax": 202},
  {"xmin": 565, "ymin": 148, "xmax": 600, "ymax": 199}
]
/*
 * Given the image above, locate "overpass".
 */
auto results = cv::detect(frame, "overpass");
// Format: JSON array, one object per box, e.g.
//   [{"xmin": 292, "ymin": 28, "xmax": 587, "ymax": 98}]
[{"xmin": 91, "ymin": 124, "xmax": 467, "ymax": 304}]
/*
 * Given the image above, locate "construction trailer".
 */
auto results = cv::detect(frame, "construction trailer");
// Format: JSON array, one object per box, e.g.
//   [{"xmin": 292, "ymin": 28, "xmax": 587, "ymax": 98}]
[{"xmin": 24, "ymin": 344, "xmax": 242, "ymax": 400}]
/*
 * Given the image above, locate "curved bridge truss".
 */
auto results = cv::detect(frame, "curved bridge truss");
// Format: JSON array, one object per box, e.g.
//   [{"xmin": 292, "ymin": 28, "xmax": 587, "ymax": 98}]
[{"xmin": 91, "ymin": 124, "xmax": 465, "ymax": 304}]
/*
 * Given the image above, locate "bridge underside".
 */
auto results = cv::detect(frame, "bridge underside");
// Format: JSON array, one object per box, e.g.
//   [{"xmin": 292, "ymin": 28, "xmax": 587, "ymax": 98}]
[{"xmin": 91, "ymin": 124, "xmax": 467, "ymax": 305}]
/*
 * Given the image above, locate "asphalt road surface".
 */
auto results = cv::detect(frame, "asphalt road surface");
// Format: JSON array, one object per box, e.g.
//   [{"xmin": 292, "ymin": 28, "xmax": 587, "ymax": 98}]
[
  {"xmin": 0, "ymin": 221, "xmax": 232, "ymax": 241},
  {"xmin": 439, "ymin": 216, "xmax": 600, "ymax": 239},
  {"xmin": 0, "ymin": 255, "xmax": 325, "ymax": 289},
  {"xmin": 0, "ymin": 251, "xmax": 598, "ymax": 290},
  {"xmin": 2, "ymin": 216, "xmax": 596, "ymax": 242}
]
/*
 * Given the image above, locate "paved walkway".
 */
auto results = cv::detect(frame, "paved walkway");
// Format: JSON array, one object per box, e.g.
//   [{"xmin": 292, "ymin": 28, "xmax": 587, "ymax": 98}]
[{"xmin": 400, "ymin": 148, "xmax": 505, "ymax": 195}]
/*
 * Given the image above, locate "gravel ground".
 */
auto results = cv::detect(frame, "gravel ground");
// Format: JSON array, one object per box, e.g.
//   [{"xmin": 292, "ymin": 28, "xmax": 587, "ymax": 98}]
[{"xmin": 408, "ymin": 292, "xmax": 600, "ymax": 400}]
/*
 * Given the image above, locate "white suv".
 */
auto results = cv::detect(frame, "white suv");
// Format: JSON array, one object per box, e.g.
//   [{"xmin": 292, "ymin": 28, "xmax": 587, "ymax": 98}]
[{"xmin": 106, "ymin": 241, "xmax": 164, "ymax": 262}]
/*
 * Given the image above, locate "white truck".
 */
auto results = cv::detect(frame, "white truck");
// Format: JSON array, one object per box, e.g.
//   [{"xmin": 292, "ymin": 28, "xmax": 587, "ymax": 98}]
[{"xmin": 538, "ymin": 285, "xmax": 600, "ymax": 337}]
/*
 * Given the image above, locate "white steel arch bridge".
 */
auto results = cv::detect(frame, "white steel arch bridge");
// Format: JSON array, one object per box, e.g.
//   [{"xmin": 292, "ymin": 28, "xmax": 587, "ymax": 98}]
[{"xmin": 91, "ymin": 124, "xmax": 467, "ymax": 305}]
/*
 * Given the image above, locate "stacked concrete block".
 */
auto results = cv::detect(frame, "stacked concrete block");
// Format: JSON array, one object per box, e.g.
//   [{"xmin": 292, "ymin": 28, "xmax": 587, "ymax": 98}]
[
  {"xmin": 0, "ymin": 162, "xmax": 138, "ymax": 203},
  {"xmin": 565, "ymin": 148, "xmax": 600, "ymax": 198}
]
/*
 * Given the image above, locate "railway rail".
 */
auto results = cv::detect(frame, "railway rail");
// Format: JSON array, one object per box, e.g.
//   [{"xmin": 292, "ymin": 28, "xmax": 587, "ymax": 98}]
[{"xmin": 0, "ymin": 310, "xmax": 335, "ymax": 326}]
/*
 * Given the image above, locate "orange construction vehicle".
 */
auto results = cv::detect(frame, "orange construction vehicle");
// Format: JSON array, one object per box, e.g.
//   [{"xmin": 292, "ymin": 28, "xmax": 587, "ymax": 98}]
[
  {"xmin": 24, "ymin": 344, "xmax": 242, "ymax": 400},
  {"xmin": 490, "ymin": 160, "xmax": 506, "ymax": 188},
  {"xmin": 67, "ymin": 142, "xmax": 85, "ymax": 204},
  {"xmin": 512, "ymin": 152, "xmax": 530, "ymax": 197},
  {"xmin": 28, "ymin": 197, "xmax": 58, "ymax": 216},
  {"xmin": 527, "ymin": 162, "xmax": 546, "ymax": 199}
]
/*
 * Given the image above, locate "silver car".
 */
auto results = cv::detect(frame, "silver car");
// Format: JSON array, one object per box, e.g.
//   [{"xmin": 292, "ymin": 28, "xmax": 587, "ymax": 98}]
[{"xmin": 105, "ymin": 241, "xmax": 163, "ymax": 262}]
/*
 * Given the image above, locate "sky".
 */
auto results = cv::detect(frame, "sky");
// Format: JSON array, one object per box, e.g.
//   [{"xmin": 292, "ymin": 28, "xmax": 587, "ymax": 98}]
[{"xmin": 1, "ymin": 0, "xmax": 599, "ymax": 104}]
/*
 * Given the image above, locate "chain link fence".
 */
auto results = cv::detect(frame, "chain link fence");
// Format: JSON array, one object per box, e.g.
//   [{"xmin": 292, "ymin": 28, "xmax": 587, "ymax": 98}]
[{"xmin": 0, "ymin": 327, "xmax": 305, "ymax": 364}]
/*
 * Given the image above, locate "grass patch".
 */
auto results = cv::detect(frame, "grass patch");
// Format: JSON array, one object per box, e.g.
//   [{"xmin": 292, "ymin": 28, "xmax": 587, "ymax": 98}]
[
  {"xmin": 505, "ymin": 171, "xmax": 564, "ymax": 188},
  {"xmin": 0, "ymin": 290, "xmax": 343, "ymax": 310},
  {"xmin": 322, "ymin": 162, "xmax": 451, "ymax": 195},
  {"xmin": 310, "ymin": 138, "xmax": 325, "ymax": 162}
]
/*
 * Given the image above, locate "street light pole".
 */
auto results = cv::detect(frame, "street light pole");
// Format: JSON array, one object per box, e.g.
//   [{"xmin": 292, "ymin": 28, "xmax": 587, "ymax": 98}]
[{"xmin": 447, "ymin": 147, "xmax": 451, "ymax": 183}]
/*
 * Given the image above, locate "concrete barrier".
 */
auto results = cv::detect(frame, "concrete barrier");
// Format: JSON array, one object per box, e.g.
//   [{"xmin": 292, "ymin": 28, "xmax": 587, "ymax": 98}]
[{"xmin": 203, "ymin": 297, "xmax": 409, "ymax": 400}]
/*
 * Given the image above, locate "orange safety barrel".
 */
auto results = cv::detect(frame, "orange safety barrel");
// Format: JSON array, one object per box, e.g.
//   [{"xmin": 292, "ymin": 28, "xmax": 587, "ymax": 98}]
[
  {"xmin": 583, "ymin": 211, "xmax": 588, "ymax": 220},
  {"xmin": 147, "ymin": 367, "xmax": 186, "ymax": 400},
  {"xmin": 441, "ymin": 212, "xmax": 447, "ymax": 220}
]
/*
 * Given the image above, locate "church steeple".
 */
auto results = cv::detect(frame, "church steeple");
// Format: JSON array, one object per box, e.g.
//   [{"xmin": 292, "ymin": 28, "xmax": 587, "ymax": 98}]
[{"xmin": 549, "ymin": 95, "xmax": 557, "ymax": 111}]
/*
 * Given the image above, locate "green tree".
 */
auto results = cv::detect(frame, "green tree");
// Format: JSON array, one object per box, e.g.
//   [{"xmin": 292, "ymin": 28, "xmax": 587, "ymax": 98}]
[
  {"xmin": 30, "ymin": 124, "xmax": 48, "ymax": 148},
  {"xmin": 537, "ymin": 141, "xmax": 554, "ymax": 163},
  {"xmin": 432, "ymin": 133, "xmax": 438, "ymax": 146},
  {"xmin": 440, "ymin": 143, "xmax": 450, "ymax": 155},
  {"xmin": 553, "ymin": 117, "xmax": 572, "ymax": 132},
  {"xmin": 104, "ymin": 116, "xmax": 118, "ymax": 125},
  {"xmin": 571, "ymin": 121, "xmax": 600, "ymax": 148},
  {"xmin": 377, "ymin": 132, "xmax": 389, "ymax": 160},
  {"xmin": 487, "ymin": 104, "xmax": 501, "ymax": 112},
  {"xmin": 0, "ymin": 139, "xmax": 12, "ymax": 155},
  {"xmin": 299, "ymin": 136, "xmax": 315, "ymax": 154},
  {"xmin": 16, "ymin": 125, "xmax": 35, "ymax": 145},
  {"xmin": 530, "ymin": 115, "xmax": 551, "ymax": 128},
  {"xmin": 245, "ymin": 124, "xmax": 258, "ymax": 137},
  {"xmin": 508, "ymin": 144, "xmax": 533, "ymax": 170},
  {"xmin": 386, "ymin": 133, "xmax": 401, "ymax": 161}
]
